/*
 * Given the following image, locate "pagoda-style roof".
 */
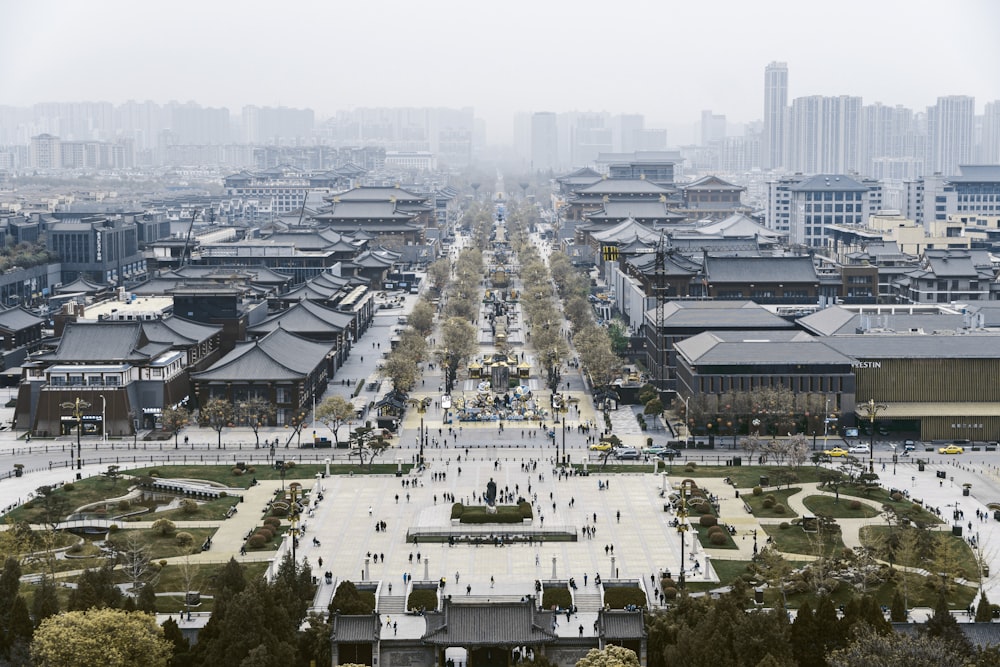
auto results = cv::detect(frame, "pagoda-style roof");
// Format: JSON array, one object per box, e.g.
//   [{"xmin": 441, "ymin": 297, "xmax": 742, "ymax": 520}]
[
  {"xmin": 191, "ymin": 329, "xmax": 331, "ymax": 382},
  {"xmin": 422, "ymin": 600, "xmax": 557, "ymax": 648}
]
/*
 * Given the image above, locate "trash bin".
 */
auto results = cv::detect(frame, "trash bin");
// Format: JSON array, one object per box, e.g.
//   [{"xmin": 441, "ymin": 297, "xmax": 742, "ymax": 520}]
[
  {"xmin": 13, "ymin": 467, "xmax": 22, "ymax": 478},
  {"xmin": 936, "ymin": 470, "xmax": 946, "ymax": 479},
  {"xmin": 759, "ymin": 476, "xmax": 769, "ymax": 487},
  {"xmin": 952, "ymin": 525, "xmax": 963, "ymax": 537},
  {"xmin": 994, "ymin": 510, "xmax": 1000, "ymax": 522},
  {"xmin": 754, "ymin": 588, "xmax": 764, "ymax": 604},
  {"xmin": 733, "ymin": 456, "xmax": 742, "ymax": 466},
  {"xmin": 963, "ymin": 487, "xmax": 970, "ymax": 496},
  {"xmin": 918, "ymin": 461, "xmax": 925, "ymax": 471}
]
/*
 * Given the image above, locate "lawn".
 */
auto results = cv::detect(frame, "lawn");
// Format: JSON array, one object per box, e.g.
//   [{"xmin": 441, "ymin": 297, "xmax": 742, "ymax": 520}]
[
  {"xmin": 125, "ymin": 496, "xmax": 241, "ymax": 523},
  {"xmin": 128, "ymin": 462, "xmax": 415, "ymax": 487},
  {"xmin": 661, "ymin": 464, "xmax": 839, "ymax": 489},
  {"xmin": 761, "ymin": 524, "xmax": 846, "ymax": 558},
  {"xmin": 802, "ymin": 494, "xmax": 881, "ymax": 519},
  {"xmin": 244, "ymin": 525, "xmax": 289, "ymax": 552},
  {"xmin": 106, "ymin": 527, "xmax": 218, "ymax": 560},
  {"xmin": 859, "ymin": 525, "xmax": 980, "ymax": 581},
  {"xmin": 693, "ymin": 523, "xmax": 738, "ymax": 550},
  {"xmin": 742, "ymin": 488, "xmax": 802, "ymax": 518},
  {"xmin": 153, "ymin": 561, "xmax": 269, "ymax": 613},
  {"xmin": 7, "ymin": 476, "xmax": 137, "ymax": 524},
  {"xmin": 834, "ymin": 487, "xmax": 942, "ymax": 525}
]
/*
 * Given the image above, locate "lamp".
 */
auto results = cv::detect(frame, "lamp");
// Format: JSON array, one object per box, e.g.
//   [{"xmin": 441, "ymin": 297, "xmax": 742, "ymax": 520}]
[{"xmin": 60, "ymin": 397, "xmax": 91, "ymax": 478}]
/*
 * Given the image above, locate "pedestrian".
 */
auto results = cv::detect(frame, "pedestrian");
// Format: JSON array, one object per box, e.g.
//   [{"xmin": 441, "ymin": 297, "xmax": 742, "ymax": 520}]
[
  {"xmin": 579, "ymin": 624, "xmax": 584, "ymax": 637},
  {"xmin": 369, "ymin": 506, "xmax": 373, "ymax": 516},
  {"xmin": 584, "ymin": 573, "xmax": 588, "ymax": 586},
  {"xmin": 455, "ymin": 571, "xmax": 460, "ymax": 584},
  {"xmin": 393, "ymin": 621, "xmax": 398, "ymax": 635},
  {"xmin": 466, "ymin": 584, "xmax": 471, "ymax": 595},
  {"xmin": 388, "ymin": 583, "xmax": 392, "ymax": 594},
  {"xmin": 490, "ymin": 576, "xmax": 495, "ymax": 588},
  {"xmin": 616, "ymin": 510, "xmax": 621, "ymax": 523}
]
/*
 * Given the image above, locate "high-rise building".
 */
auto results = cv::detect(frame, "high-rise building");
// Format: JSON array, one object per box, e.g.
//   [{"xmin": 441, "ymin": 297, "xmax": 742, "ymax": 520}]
[
  {"xmin": 981, "ymin": 101, "xmax": 1000, "ymax": 165},
  {"xmin": 242, "ymin": 106, "xmax": 314, "ymax": 145},
  {"xmin": 927, "ymin": 95, "xmax": 975, "ymax": 176},
  {"xmin": 788, "ymin": 95, "xmax": 861, "ymax": 175},
  {"xmin": 700, "ymin": 110, "xmax": 726, "ymax": 146},
  {"xmin": 29, "ymin": 134, "xmax": 61, "ymax": 169},
  {"xmin": 763, "ymin": 62, "xmax": 788, "ymax": 170},
  {"xmin": 531, "ymin": 112, "xmax": 558, "ymax": 172}
]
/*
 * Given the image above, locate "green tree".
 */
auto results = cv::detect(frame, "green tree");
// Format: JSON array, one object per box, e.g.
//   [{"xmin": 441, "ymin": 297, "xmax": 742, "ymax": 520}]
[
  {"xmin": 237, "ymin": 396, "xmax": 276, "ymax": 448},
  {"xmin": 408, "ymin": 299, "xmax": 436, "ymax": 335},
  {"xmin": 31, "ymin": 608, "xmax": 172, "ymax": 667},
  {"xmin": 575, "ymin": 645, "xmax": 640, "ymax": 667},
  {"xmin": 349, "ymin": 424, "xmax": 391, "ymax": 471},
  {"xmin": 920, "ymin": 593, "xmax": 973, "ymax": 657},
  {"xmin": 32, "ymin": 574, "xmax": 61, "ymax": 626},
  {"xmin": 829, "ymin": 625, "xmax": 968, "ymax": 667},
  {"xmin": 790, "ymin": 600, "xmax": 824, "ymax": 667},
  {"xmin": 607, "ymin": 319, "xmax": 629, "ymax": 356},
  {"xmin": 160, "ymin": 616, "xmax": 191, "ymax": 667},
  {"xmin": 297, "ymin": 612, "xmax": 331, "ymax": 667},
  {"xmin": 199, "ymin": 398, "xmax": 234, "ymax": 449},
  {"xmin": 329, "ymin": 580, "xmax": 371, "ymax": 615},
  {"xmin": 67, "ymin": 564, "xmax": 123, "ymax": 611},
  {"xmin": 315, "ymin": 395, "xmax": 355, "ymax": 446},
  {"xmin": 160, "ymin": 406, "xmax": 190, "ymax": 449},
  {"xmin": 426, "ymin": 258, "xmax": 451, "ymax": 292},
  {"xmin": 975, "ymin": 590, "xmax": 993, "ymax": 623},
  {"xmin": 890, "ymin": 590, "xmax": 907, "ymax": 622}
]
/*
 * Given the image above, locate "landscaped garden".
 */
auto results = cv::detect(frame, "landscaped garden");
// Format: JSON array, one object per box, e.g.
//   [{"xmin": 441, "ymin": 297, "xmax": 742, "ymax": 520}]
[{"xmin": 801, "ymin": 494, "xmax": 881, "ymax": 518}]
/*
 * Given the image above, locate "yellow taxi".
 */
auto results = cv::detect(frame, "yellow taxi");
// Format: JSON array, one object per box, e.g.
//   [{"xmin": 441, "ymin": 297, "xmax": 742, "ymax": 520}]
[
  {"xmin": 823, "ymin": 447, "xmax": 850, "ymax": 457},
  {"xmin": 938, "ymin": 444, "xmax": 964, "ymax": 455},
  {"xmin": 589, "ymin": 442, "xmax": 613, "ymax": 451}
]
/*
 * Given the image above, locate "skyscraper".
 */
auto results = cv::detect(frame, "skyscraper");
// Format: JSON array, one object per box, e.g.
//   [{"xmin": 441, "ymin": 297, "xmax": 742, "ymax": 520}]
[
  {"xmin": 981, "ymin": 101, "xmax": 1000, "ymax": 165},
  {"xmin": 531, "ymin": 112, "xmax": 558, "ymax": 172},
  {"xmin": 927, "ymin": 95, "xmax": 975, "ymax": 176},
  {"xmin": 763, "ymin": 62, "xmax": 788, "ymax": 170}
]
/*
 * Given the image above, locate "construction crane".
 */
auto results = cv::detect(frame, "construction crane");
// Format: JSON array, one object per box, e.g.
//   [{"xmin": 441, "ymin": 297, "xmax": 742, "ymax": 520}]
[{"xmin": 179, "ymin": 208, "xmax": 200, "ymax": 268}]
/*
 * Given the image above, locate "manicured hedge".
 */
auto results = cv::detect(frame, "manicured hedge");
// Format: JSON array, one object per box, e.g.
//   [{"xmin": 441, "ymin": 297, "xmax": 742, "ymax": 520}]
[
  {"xmin": 453, "ymin": 504, "xmax": 531, "ymax": 524},
  {"xmin": 407, "ymin": 589, "xmax": 438, "ymax": 612},
  {"xmin": 542, "ymin": 588, "xmax": 572, "ymax": 610},
  {"xmin": 604, "ymin": 587, "xmax": 647, "ymax": 609}
]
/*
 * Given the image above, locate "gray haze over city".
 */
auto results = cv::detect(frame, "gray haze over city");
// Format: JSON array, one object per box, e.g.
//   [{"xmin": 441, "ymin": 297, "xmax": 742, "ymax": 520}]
[{"xmin": 3, "ymin": 0, "xmax": 1000, "ymax": 145}]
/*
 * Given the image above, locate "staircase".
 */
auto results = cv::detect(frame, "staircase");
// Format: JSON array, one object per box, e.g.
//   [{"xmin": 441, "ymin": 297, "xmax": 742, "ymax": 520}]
[
  {"xmin": 572, "ymin": 590, "xmax": 604, "ymax": 612},
  {"xmin": 378, "ymin": 595, "xmax": 407, "ymax": 614}
]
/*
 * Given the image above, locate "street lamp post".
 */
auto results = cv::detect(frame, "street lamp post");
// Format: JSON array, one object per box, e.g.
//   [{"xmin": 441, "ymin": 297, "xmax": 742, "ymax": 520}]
[
  {"xmin": 289, "ymin": 486, "xmax": 300, "ymax": 566},
  {"xmin": 413, "ymin": 397, "xmax": 432, "ymax": 468},
  {"xmin": 60, "ymin": 397, "xmax": 91, "ymax": 478},
  {"xmin": 677, "ymin": 480, "xmax": 691, "ymax": 590},
  {"xmin": 860, "ymin": 398, "xmax": 887, "ymax": 473},
  {"xmin": 560, "ymin": 402, "xmax": 568, "ymax": 466},
  {"xmin": 100, "ymin": 395, "xmax": 106, "ymax": 446}
]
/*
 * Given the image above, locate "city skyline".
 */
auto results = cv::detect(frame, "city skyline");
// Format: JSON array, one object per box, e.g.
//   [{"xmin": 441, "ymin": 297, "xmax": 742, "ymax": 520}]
[{"xmin": 3, "ymin": 0, "xmax": 1000, "ymax": 144}]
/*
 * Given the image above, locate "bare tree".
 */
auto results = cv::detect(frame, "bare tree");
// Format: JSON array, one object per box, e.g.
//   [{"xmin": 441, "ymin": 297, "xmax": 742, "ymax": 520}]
[
  {"xmin": 316, "ymin": 395, "xmax": 354, "ymax": 446},
  {"xmin": 160, "ymin": 406, "xmax": 189, "ymax": 449},
  {"xmin": 238, "ymin": 396, "xmax": 276, "ymax": 448},
  {"xmin": 199, "ymin": 398, "xmax": 234, "ymax": 449},
  {"xmin": 113, "ymin": 531, "xmax": 158, "ymax": 597}
]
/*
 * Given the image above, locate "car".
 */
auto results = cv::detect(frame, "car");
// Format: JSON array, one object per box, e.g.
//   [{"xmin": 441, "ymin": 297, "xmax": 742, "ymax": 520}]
[
  {"xmin": 656, "ymin": 448, "xmax": 681, "ymax": 459},
  {"xmin": 589, "ymin": 442, "xmax": 612, "ymax": 452},
  {"xmin": 823, "ymin": 447, "xmax": 850, "ymax": 457},
  {"xmin": 939, "ymin": 445, "xmax": 965, "ymax": 455},
  {"xmin": 642, "ymin": 445, "xmax": 667, "ymax": 455},
  {"xmin": 903, "ymin": 440, "xmax": 917, "ymax": 452},
  {"xmin": 848, "ymin": 444, "xmax": 871, "ymax": 454},
  {"xmin": 614, "ymin": 448, "xmax": 640, "ymax": 460}
]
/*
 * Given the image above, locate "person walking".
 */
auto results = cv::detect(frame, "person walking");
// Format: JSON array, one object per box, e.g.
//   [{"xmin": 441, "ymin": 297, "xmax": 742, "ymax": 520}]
[
  {"xmin": 455, "ymin": 571, "xmax": 460, "ymax": 584},
  {"xmin": 490, "ymin": 576, "xmax": 495, "ymax": 588}
]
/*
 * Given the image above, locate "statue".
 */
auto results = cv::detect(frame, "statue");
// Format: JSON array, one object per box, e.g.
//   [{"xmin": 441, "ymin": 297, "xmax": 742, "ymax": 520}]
[{"xmin": 485, "ymin": 478, "xmax": 497, "ymax": 506}]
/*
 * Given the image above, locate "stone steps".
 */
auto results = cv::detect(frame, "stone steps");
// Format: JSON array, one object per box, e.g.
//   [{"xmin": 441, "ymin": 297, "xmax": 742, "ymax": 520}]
[{"xmin": 378, "ymin": 595, "xmax": 407, "ymax": 614}]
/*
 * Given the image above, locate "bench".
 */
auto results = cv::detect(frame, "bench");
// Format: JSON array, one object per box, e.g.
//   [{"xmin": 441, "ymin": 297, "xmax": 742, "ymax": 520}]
[{"xmin": 744, "ymin": 500, "xmax": 754, "ymax": 514}]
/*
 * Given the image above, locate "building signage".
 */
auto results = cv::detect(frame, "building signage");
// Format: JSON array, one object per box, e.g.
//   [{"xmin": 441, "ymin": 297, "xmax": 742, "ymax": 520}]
[
  {"xmin": 951, "ymin": 423, "xmax": 983, "ymax": 429},
  {"xmin": 851, "ymin": 361, "xmax": 882, "ymax": 369},
  {"xmin": 95, "ymin": 230, "xmax": 102, "ymax": 261}
]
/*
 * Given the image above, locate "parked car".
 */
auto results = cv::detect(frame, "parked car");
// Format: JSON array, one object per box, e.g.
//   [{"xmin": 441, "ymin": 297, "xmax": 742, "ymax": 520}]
[
  {"xmin": 656, "ymin": 448, "xmax": 681, "ymax": 459},
  {"xmin": 903, "ymin": 440, "xmax": 917, "ymax": 452},
  {"xmin": 642, "ymin": 445, "xmax": 667, "ymax": 455},
  {"xmin": 614, "ymin": 447, "xmax": 640, "ymax": 460},
  {"xmin": 848, "ymin": 444, "xmax": 871, "ymax": 454},
  {"xmin": 939, "ymin": 444, "xmax": 965, "ymax": 455}
]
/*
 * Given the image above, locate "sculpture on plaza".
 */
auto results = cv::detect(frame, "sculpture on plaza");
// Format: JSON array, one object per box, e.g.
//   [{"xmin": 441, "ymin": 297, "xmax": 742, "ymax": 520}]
[{"xmin": 485, "ymin": 478, "xmax": 497, "ymax": 507}]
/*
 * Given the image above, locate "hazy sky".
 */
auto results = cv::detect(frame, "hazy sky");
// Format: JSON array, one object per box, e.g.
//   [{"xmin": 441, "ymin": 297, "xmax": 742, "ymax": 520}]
[{"xmin": 3, "ymin": 0, "xmax": 999, "ymax": 143}]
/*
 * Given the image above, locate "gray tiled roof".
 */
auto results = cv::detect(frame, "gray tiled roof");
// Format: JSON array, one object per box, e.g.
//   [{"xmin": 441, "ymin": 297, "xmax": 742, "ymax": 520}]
[
  {"xmin": 575, "ymin": 179, "xmax": 672, "ymax": 196},
  {"xmin": 334, "ymin": 186, "xmax": 426, "ymax": 203},
  {"xmin": 585, "ymin": 201, "xmax": 681, "ymax": 221},
  {"xmin": 0, "ymin": 307, "xmax": 43, "ymax": 331},
  {"xmin": 947, "ymin": 165, "xmax": 1000, "ymax": 183},
  {"xmin": 644, "ymin": 301, "xmax": 795, "ymax": 330},
  {"xmin": 705, "ymin": 256, "xmax": 818, "ymax": 283},
  {"xmin": 788, "ymin": 174, "xmax": 867, "ymax": 192},
  {"xmin": 675, "ymin": 331, "xmax": 852, "ymax": 366},
  {"xmin": 142, "ymin": 317, "xmax": 221, "ymax": 346},
  {"xmin": 798, "ymin": 306, "xmax": 968, "ymax": 337},
  {"xmin": 821, "ymin": 334, "xmax": 1000, "ymax": 359},
  {"xmin": 598, "ymin": 610, "xmax": 646, "ymax": 640},
  {"xmin": 249, "ymin": 300, "xmax": 352, "ymax": 336},
  {"xmin": 47, "ymin": 322, "xmax": 150, "ymax": 362},
  {"xmin": 331, "ymin": 613, "xmax": 380, "ymax": 642},
  {"xmin": 590, "ymin": 218, "xmax": 662, "ymax": 244},
  {"xmin": 191, "ymin": 329, "xmax": 332, "ymax": 382},
  {"xmin": 422, "ymin": 601, "xmax": 558, "ymax": 647},
  {"xmin": 314, "ymin": 201, "xmax": 415, "ymax": 221}
]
